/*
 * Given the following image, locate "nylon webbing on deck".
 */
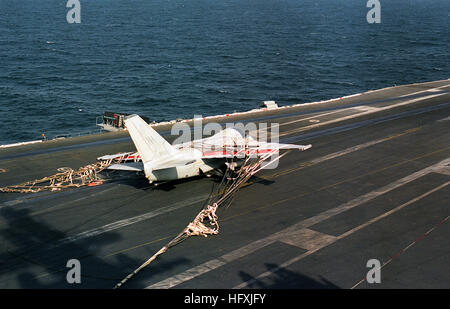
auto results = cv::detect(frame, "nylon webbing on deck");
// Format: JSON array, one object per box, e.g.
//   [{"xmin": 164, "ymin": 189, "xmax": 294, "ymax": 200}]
[
  {"xmin": 0, "ymin": 154, "xmax": 128, "ymax": 193},
  {"xmin": 114, "ymin": 148, "xmax": 290, "ymax": 289}
]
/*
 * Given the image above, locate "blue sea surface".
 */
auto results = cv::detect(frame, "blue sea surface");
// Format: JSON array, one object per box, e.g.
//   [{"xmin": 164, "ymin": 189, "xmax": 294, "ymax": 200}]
[{"xmin": 0, "ymin": 0, "xmax": 448, "ymax": 144}]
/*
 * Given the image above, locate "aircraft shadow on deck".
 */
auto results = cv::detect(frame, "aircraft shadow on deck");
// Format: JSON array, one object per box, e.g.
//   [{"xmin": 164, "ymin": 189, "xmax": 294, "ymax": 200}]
[
  {"xmin": 101, "ymin": 169, "xmax": 276, "ymax": 192},
  {"xmin": 239, "ymin": 263, "xmax": 341, "ymax": 289}
]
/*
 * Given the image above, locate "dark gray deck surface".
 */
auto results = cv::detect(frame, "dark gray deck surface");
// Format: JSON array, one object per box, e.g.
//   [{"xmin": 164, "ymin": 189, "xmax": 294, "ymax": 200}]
[{"xmin": 0, "ymin": 79, "xmax": 449, "ymax": 289}]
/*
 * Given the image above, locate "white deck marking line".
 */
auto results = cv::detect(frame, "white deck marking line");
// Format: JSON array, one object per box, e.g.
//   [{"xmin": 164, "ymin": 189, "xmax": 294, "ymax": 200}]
[
  {"xmin": 278, "ymin": 228, "xmax": 337, "ymax": 250},
  {"xmin": 53, "ymin": 194, "xmax": 209, "ymax": 247},
  {"xmin": 279, "ymin": 82, "xmax": 449, "ymax": 111},
  {"xmin": 253, "ymin": 85, "xmax": 448, "ymax": 137},
  {"xmin": 251, "ymin": 108, "xmax": 353, "ymax": 138},
  {"xmin": 29, "ymin": 186, "xmax": 118, "ymax": 217},
  {"xmin": 352, "ymin": 105, "xmax": 380, "ymax": 112},
  {"xmin": 146, "ymin": 158, "xmax": 449, "ymax": 289},
  {"xmin": 338, "ymin": 181, "xmax": 449, "ymax": 240},
  {"xmin": 278, "ymin": 109, "xmax": 354, "ymax": 127},
  {"xmin": 437, "ymin": 116, "xmax": 450, "ymax": 122},
  {"xmin": 279, "ymin": 92, "xmax": 448, "ymax": 138},
  {"xmin": 0, "ymin": 185, "xmax": 117, "ymax": 210},
  {"xmin": 235, "ymin": 181, "xmax": 449, "ymax": 289},
  {"xmin": 398, "ymin": 84, "xmax": 450, "ymax": 98},
  {"xmin": 274, "ymin": 84, "xmax": 449, "ymax": 134},
  {"xmin": 272, "ymin": 127, "xmax": 421, "ymax": 178},
  {"xmin": 275, "ymin": 104, "xmax": 381, "ymax": 128},
  {"xmin": 432, "ymin": 163, "xmax": 450, "ymax": 176}
]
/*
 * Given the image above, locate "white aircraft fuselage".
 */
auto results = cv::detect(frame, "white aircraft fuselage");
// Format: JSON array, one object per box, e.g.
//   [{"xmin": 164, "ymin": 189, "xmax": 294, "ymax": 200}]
[{"xmin": 98, "ymin": 115, "xmax": 311, "ymax": 183}]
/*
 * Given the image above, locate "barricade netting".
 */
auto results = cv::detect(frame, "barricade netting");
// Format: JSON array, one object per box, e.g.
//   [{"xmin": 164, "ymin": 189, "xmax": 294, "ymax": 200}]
[
  {"xmin": 0, "ymin": 146, "xmax": 291, "ymax": 288},
  {"xmin": 0, "ymin": 155, "xmax": 129, "ymax": 193},
  {"xmin": 114, "ymin": 147, "xmax": 290, "ymax": 289}
]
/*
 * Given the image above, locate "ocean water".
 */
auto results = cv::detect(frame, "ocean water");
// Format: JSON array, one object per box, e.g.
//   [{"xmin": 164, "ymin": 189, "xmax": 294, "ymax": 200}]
[{"xmin": 0, "ymin": 0, "xmax": 448, "ymax": 144}]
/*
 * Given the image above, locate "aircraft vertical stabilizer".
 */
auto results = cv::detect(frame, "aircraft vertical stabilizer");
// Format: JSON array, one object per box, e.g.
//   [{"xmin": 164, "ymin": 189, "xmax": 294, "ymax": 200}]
[{"xmin": 124, "ymin": 115, "xmax": 178, "ymax": 163}]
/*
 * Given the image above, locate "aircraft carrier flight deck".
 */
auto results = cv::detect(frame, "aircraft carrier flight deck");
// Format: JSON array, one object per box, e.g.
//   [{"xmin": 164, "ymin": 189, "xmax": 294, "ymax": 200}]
[{"xmin": 0, "ymin": 79, "xmax": 449, "ymax": 289}]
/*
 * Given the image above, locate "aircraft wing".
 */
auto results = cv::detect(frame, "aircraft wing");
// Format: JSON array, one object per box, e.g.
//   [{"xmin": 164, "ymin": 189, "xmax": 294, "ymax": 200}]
[
  {"xmin": 107, "ymin": 162, "xmax": 144, "ymax": 171},
  {"xmin": 263, "ymin": 143, "xmax": 312, "ymax": 151},
  {"xmin": 98, "ymin": 152, "xmax": 140, "ymax": 162},
  {"xmin": 151, "ymin": 158, "xmax": 197, "ymax": 171},
  {"xmin": 179, "ymin": 128, "xmax": 312, "ymax": 159},
  {"xmin": 200, "ymin": 144, "xmax": 311, "ymax": 159},
  {"xmin": 200, "ymin": 150, "xmax": 243, "ymax": 159},
  {"xmin": 107, "ymin": 157, "xmax": 199, "ymax": 171}
]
